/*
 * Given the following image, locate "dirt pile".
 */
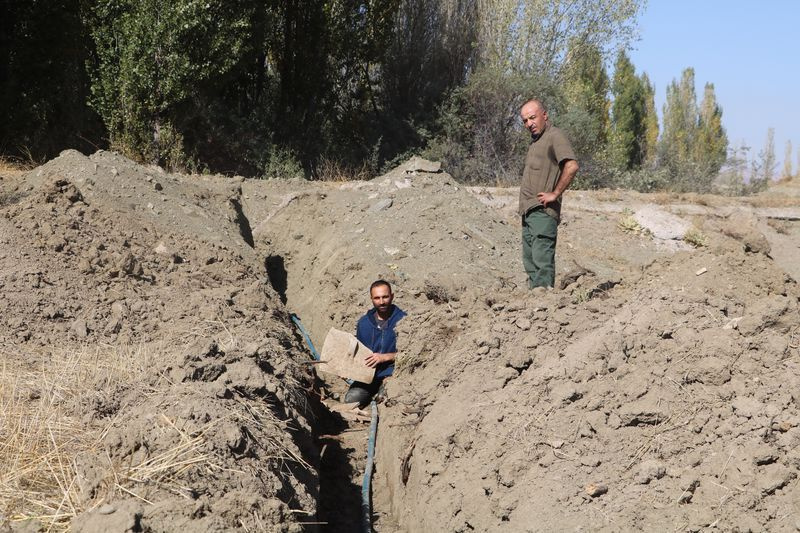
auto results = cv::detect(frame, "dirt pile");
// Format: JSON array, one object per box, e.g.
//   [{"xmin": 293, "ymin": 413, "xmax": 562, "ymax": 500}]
[
  {"xmin": 2, "ymin": 151, "xmax": 800, "ymax": 532},
  {"xmin": 1, "ymin": 151, "xmax": 319, "ymax": 532},
  {"xmin": 377, "ymin": 249, "xmax": 798, "ymax": 532},
  {"xmin": 249, "ymin": 159, "xmax": 800, "ymax": 531}
]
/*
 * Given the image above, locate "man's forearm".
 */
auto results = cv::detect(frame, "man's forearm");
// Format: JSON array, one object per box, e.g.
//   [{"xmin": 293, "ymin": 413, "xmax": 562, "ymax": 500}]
[
  {"xmin": 554, "ymin": 160, "xmax": 579, "ymax": 196},
  {"xmin": 379, "ymin": 352, "xmax": 396, "ymax": 363}
]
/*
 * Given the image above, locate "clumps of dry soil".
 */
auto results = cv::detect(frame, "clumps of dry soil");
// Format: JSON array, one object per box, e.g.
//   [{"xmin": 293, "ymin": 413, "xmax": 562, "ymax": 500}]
[
  {"xmin": 247, "ymin": 158, "xmax": 800, "ymax": 532},
  {"xmin": 1, "ymin": 151, "xmax": 320, "ymax": 532},
  {"xmin": 2, "ymin": 151, "xmax": 800, "ymax": 532}
]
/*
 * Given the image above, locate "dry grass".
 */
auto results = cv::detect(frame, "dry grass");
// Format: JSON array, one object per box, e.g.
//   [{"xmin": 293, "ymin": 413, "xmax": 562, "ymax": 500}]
[
  {"xmin": 314, "ymin": 157, "xmax": 373, "ymax": 182},
  {"xmin": 0, "ymin": 156, "xmax": 33, "ymax": 177},
  {"xmin": 617, "ymin": 211, "xmax": 650, "ymax": 236},
  {"xmin": 423, "ymin": 282, "xmax": 454, "ymax": 304},
  {"xmin": 683, "ymin": 227, "xmax": 709, "ymax": 248},
  {"xmin": 592, "ymin": 189, "xmax": 625, "ymax": 203},
  {"xmin": 394, "ymin": 351, "xmax": 426, "ymax": 373},
  {"xmin": 649, "ymin": 192, "xmax": 672, "ymax": 205},
  {"xmin": 649, "ymin": 192, "xmax": 734, "ymax": 208},
  {"xmin": 0, "ymin": 344, "xmax": 158, "ymax": 531}
]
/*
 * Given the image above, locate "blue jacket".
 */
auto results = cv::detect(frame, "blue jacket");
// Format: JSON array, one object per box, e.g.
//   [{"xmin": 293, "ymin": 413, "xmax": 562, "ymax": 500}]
[{"xmin": 356, "ymin": 305, "xmax": 406, "ymax": 379}]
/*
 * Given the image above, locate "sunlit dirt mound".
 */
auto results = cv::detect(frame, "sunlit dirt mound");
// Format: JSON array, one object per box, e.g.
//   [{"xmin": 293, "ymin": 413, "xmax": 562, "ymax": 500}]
[
  {"xmin": 1, "ymin": 150, "xmax": 318, "ymax": 532},
  {"xmin": 251, "ymin": 159, "xmax": 800, "ymax": 532},
  {"xmin": 2, "ymin": 152, "xmax": 799, "ymax": 532}
]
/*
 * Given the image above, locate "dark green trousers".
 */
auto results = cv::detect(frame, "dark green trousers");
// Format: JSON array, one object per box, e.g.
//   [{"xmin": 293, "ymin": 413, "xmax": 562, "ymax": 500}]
[{"xmin": 521, "ymin": 209, "xmax": 558, "ymax": 288}]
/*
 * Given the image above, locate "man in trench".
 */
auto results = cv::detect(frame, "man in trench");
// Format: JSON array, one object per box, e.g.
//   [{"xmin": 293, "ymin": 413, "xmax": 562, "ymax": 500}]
[
  {"xmin": 344, "ymin": 279, "xmax": 406, "ymax": 407},
  {"xmin": 518, "ymin": 99, "xmax": 580, "ymax": 288}
]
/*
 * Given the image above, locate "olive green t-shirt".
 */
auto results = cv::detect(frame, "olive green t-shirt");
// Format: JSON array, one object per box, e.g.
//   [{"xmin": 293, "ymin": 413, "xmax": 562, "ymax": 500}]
[{"xmin": 518, "ymin": 124, "xmax": 576, "ymax": 222}]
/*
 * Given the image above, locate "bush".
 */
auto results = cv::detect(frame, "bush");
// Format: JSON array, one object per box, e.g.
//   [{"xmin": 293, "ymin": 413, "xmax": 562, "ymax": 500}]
[
  {"xmin": 425, "ymin": 66, "xmax": 560, "ymax": 185},
  {"xmin": 258, "ymin": 146, "xmax": 305, "ymax": 180}
]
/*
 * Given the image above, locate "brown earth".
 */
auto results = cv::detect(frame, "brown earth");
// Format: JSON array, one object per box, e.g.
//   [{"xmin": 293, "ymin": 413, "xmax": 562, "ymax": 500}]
[{"xmin": 1, "ymin": 151, "xmax": 800, "ymax": 532}]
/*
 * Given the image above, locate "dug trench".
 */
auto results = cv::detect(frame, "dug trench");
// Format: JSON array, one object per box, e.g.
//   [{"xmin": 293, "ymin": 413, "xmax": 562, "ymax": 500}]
[
  {"xmin": 2, "ymin": 151, "xmax": 800, "ymax": 532},
  {"xmin": 223, "ymin": 177, "xmax": 367, "ymax": 530},
  {"xmin": 247, "ymin": 158, "xmax": 800, "ymax": 532}
]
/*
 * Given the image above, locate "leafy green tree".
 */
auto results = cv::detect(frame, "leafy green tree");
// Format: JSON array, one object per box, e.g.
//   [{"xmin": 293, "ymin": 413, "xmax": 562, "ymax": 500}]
[
  {"xmin": 561, "ymin": 41, "xmax": 610, "ymax": 157},
  {"xmin": 428, "ymin": 0, "xmax": 643, "ymax": 184},
  {"xmin": 3, "ymin": 0, "xmax": 654, "ymax": 185},
  {"xmin": 320, "ymin": 0, "xmax": 406, "ymax": 167},
  {"xmin": 607, "ymin": 50, "xmax": 647, "ymax": 170},
  {"xmin": 425, "ymin": 66, "xmax": 561, "ymax": 184},
  {"xmin": 85, "ymin": 0, "xmax": 266, "ymax": 167},
  {"xmin": 641, "ymin": 72, "xmax": 659, "ymax": 165},
  {"xmin": 659, "ymin": 67, "xmax": 698, "ymax": 173},
  {"xmin": 380, "ymin": 0, "xmax": 475, "ymax": 121},
  {"xmin": 693, "ymin": 82, "xmax": 727, "ymax": 176},
  {"xmin": 657, "ymin": 69, "xmax": 729, "ymax": 192},
  {"xmin": 476, "ymin": 0, "xmax": 643, "ymax": 76}
]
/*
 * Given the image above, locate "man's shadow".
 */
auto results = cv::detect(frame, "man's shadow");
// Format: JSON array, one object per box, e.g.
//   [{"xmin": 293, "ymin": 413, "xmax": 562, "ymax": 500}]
[{"xmin": 264, "ymin": 254, "xmax": 288, "ymax": 304}]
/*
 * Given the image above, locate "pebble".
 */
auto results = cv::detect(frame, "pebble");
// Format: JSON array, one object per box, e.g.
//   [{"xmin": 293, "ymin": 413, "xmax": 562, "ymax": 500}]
[
  {"xmin": 515, "ymin": 317, "xmax": 531, "ymax": 330},
  {"xmin": 70, "ymin": 318, "xmax": 89, "ymax": 338},
  {"xmin": 580, "ymin": 455, "xmax": 601, "ymax": 467},
  {"xmin": 370, "ymin": 198, "xmax": 393, "ymax": 212},
  {"xmin": 584, "ymin": 483, "xmax": 607, "ymax": 497},
  {"xmin": 635, "ymin": 460, "xmax": 666, "ymax": 484}
]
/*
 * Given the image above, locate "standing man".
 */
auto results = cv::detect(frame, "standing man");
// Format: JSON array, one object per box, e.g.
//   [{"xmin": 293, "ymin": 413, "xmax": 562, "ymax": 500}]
[
  {"xmin": 518, "ymin": 99, "xmax": 579, "ymax": 289},
  {"xmin": 345, "ymin": 279, "xmax": 406, "ymax": 407}
]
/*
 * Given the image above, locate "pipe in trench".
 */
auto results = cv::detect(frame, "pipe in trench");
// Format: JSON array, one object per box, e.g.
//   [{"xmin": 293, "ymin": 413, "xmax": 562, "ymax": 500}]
[{"xmin": 291, "ymin": 314, "xmax": 379, "ymax": 532}]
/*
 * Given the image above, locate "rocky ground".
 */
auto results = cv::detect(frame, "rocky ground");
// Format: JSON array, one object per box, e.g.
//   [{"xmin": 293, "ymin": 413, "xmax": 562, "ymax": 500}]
[{"xmin": 1, "ymin": 151, "xmax": 799, "ymax": 532}]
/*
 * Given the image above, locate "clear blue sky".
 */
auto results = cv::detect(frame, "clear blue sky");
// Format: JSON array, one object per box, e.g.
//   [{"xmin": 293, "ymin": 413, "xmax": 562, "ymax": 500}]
[{"xmin": 629, "ymin": 0, "xmax": 799, "ymax": 174}]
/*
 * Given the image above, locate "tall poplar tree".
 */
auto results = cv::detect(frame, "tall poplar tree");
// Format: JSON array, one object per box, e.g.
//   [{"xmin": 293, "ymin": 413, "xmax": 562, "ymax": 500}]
[
  {"xmin": 561, "ymin": 40, "xmax": 610, "ymax": 157},
  {"xmin": 641, "ymin": 72, "xmax": 659, "ymax": 165},
  {"xmin": 751, "ymin": 127, "xmax": 776, "ymax": 192},
  {"xmin": 762, "ymin": 127, "xmax": 776, "ymax": 182},
  {"xmin": 782, "ymin": 140, "xmax": 793, "ymax": 180},
  {"xmin": 694, "ymin": 82, "xmax": 727, "ymax": 176},
  {"xmin": 607, "ymin": 50, "xmax": 646, "ymax": 170},
  {"xmin": 659, "ymin": 67, "xmax": 698, "ymax": 173}
]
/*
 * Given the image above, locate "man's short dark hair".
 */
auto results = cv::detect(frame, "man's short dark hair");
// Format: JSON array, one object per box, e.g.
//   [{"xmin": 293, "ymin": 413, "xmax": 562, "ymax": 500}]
[
  {"xmin": 521, "ymin": 98, "xmax": 547, "ymax": 113},
  {"xmin": 370, "ymin": 279, "xmax": 392, "ymax": 294}
]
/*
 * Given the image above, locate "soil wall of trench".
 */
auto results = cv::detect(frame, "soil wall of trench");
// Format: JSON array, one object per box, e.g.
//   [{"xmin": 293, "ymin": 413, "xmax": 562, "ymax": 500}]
[
  {"xmin": 0, "ymin": 151, "xmax": 325, "ymax": 532},
  {"xmin": 3, "ymin": 151, "xmax": 800, "ymax": 532},
  {"xmin": 249, "ymin": 159, "xmax": 800, "ymax": 532}
]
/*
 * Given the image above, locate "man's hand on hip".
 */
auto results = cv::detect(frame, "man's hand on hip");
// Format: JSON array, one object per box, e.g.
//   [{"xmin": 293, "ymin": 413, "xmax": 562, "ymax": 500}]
[{"xmin": 537, "ymin": 191, "xmax": 558, "ymax": 206}]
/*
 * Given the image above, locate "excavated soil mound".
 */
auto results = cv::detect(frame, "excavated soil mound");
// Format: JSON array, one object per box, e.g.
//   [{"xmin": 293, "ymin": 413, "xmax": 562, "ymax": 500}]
[
  {"xmin": 250, "ymin": 160, "xmax": 800, "ymax": 532},
  {"xmin": 1, "ymin": 151, "xmax": 319, "ymax": 532},
  {"xmin": 2, "ymin": 152, "xmax": 800, "ymax": 532}
]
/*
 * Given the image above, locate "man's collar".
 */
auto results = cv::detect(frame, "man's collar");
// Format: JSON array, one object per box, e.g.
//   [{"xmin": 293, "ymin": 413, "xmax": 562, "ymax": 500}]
[
  {"xmin": 531, "ymin": 121, "xmax": 550, "ymax": 142},
  {"xmin": 369, "ymin": 305, "xmax": 395, "ymax": 322}
]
